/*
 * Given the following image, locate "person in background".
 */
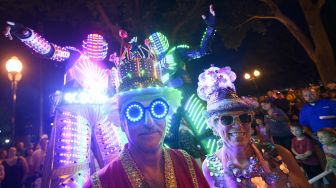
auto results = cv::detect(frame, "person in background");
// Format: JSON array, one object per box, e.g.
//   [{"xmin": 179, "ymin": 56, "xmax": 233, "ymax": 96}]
[
  {"xmin": 30, "ymin": 134, "xmax": 48, "ymax": 188},
  {"xmin": 317, "ymin": 128, "xmax": 336, "ymax": 175},
  {"xmin": 299, "ymin": 87, "xmax": 336, "ymax": 138},
  {"xmin": 15, "ymin": 142, "xmax": 26, "ymax": 157},
  {"xmin": 273, "ymin": 91, "xmax": 290, "ymax": 115},
  {"xmin": 260, "ymin": 99, "xmax": 293, "ymax": 150},
  {"xmin": 24, "ymin": 146, "xmax": 35, "ymax": 188},
  {"xmin": 290, "ymin": 124, "xmax": 323, "ymax": 188},
  {"xmin": 1, "ymin": 147, "xmax": 28, "ymax": 188},
  {"xmin": 253, "ymin": 114, "xmax": 272, "ymax": 143},
  {"xmin": 0, "ymin": 150, "xmax": 7, "ymax": 163}
]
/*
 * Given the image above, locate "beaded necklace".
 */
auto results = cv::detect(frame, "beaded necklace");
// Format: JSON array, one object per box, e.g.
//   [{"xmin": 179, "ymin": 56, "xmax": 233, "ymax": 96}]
[{"xmin": 206, "ymin": 142, "xmax": 291, "ymax": 187}]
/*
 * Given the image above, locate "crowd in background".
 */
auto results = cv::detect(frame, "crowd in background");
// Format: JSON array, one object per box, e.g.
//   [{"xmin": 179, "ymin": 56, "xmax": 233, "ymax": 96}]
[
  {"xmin": 249, "ymin": 81, "xmax": 336, "ymax": 188},
  {"xmin": 0, "ymin": 135, "xmax": 48, "ymax": 188}
]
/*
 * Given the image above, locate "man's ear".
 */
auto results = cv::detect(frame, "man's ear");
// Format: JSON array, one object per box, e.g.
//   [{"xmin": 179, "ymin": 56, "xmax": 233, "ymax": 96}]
[{"xmin": 120, "ymin": 119, "xmax": 126, "ymax": 132}]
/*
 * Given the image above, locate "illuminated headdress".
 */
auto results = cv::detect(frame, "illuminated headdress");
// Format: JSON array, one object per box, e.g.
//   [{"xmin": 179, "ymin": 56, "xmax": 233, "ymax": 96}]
[
  {"xmin": 197, "ymin": 66, "xmax": 254, "ymax": 117},
  {"xmin": 108, "ymin": 35, "xmax": 182, "ymax": 125},
  {"xmin": 82, "ymin": 34, "xmax": 108, "ymax": 61}
]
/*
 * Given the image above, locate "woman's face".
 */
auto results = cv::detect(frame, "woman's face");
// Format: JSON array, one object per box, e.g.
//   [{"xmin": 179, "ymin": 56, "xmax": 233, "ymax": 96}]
[{"xmin": 209, "ymin": 110, "xmax": 252, "ymax": 148}]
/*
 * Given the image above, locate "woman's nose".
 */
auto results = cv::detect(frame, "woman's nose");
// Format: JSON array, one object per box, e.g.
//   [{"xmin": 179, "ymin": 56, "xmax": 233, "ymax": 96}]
[{"xmin": 231, "ymin": 117, "xmax": 244, "ymax": 128}]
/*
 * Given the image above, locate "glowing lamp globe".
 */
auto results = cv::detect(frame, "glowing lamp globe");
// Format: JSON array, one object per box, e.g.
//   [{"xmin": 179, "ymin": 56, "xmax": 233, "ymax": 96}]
[
  {"xmin": 244, "ymin": 73, "xmax": 251, "ymax": 80},
  {"xmin": 253, "ymin": 70, "xmax": 260, "ymax": 77},
  {"xmin": 6, "ymin": 56, "xmax": 22, "ymax": 73}
]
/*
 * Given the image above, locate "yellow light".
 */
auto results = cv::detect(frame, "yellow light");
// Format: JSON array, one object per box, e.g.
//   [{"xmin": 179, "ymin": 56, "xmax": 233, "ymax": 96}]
[
  {"xmin": 244, "ymin": 73, "xmax": 251, "ymax": 80},
  {"xmin": 6, "ymin": 56, "xmax": 23, "ymax": 73},
  {"xmin": 253, "ymin": 69, "xmax": 260, "ymax": 77}
]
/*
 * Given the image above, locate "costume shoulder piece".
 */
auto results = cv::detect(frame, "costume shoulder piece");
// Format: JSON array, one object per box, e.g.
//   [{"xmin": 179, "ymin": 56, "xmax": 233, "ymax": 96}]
[{"xmin": 91, "ymin": 172, "xmax": 103, "ymax": 188}]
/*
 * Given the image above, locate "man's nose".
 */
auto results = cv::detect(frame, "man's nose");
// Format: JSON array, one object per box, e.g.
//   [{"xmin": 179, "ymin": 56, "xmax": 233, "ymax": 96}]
[{"xmin": 143, "ymin": 110, "xmax": 154, "ymax": 129}]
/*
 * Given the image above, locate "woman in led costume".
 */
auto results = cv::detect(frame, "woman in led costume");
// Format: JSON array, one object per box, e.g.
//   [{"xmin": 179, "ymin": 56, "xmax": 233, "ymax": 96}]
[
  {"xmin": 4, "ymin": 22, "xmax": 125, "ymax": 188},
  {"xmin": 197, "ymin": 66, "xmax": 311, "ymax": 187}
]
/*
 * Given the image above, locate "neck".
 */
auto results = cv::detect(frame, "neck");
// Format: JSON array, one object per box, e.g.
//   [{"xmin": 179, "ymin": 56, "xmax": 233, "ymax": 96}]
[
  {"xmin": 297, "ymin": 135, "xmax": 305, "ymax": 140},
  {"xmin": 128, "ymin": 144, "xmax": 163, "ymax": 169},
  {"xmin": 223, "ymin": 144, "xmax": 253, "ymax": 167}
]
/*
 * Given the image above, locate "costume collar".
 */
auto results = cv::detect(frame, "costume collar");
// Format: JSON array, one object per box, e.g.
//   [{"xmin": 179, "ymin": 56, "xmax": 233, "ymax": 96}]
[{"xmin": 120, "ymin": 146, "xmax": 177, "ymax": 188}]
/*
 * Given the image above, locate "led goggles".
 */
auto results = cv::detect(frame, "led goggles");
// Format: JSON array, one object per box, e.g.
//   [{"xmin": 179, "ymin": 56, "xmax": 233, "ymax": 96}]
[
  {"xmin": 218, "ymin": 113, "xmax": 252, "ymax": 126},
  {"xmin": 123, "ymin": 98, "xmax": 169, "ymax": 124}
]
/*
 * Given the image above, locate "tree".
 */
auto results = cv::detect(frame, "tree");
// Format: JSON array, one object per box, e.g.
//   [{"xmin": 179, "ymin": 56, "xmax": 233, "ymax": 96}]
[{"xmin": 217, "ymin": 0, "xmax": 336, "ymax": 85}]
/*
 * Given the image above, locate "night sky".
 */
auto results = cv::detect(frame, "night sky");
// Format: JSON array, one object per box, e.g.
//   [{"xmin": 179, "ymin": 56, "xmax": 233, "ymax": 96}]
[{"xmin": 0, "ymin": 0, "xmax": 334, "ymax": 142}]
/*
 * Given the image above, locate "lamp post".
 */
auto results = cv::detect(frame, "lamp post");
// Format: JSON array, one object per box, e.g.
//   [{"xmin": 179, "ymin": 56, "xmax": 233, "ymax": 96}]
[
  {"xmin": 6, "ymin": 56, "xmax": 23, "ymax": 143},
  {"xmin": 244, "ymin": 69, "xmax": 261, "ymax": 96}
]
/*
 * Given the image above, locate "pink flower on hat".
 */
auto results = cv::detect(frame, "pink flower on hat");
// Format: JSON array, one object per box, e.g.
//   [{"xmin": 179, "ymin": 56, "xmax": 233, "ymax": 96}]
[{"xmin": 197, "ymin": 66, "xmax": 236, "ymax": 101}]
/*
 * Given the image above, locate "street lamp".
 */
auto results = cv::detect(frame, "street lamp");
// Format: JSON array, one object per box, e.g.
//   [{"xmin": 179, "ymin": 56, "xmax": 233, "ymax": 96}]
[
  {"xmin": 6, "ymin": 56, "xmax": 23, "ymax": 143},
  {"xmin": 244, "ymin": 69, "xmax": 261, "ymax": 96}
]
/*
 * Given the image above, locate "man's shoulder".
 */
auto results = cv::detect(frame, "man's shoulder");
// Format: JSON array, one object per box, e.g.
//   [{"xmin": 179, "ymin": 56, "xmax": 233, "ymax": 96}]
[
  {"xmin": 84, "ymin": 157, "xmax": 124, "ymax": 188},
  {"xmin": 319, "ymin": 99, "xmax": 336, "ymax": 105}
]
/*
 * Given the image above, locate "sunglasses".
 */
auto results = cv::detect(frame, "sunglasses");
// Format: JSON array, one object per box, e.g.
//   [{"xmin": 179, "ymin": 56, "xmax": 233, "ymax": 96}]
[
  {"xmin": 123, "ymin": 98, "xmax": 169, "ymax": 124},
  {"xmin": 218, "ymin": 113, "xmax": 252, "ymax": 126}
]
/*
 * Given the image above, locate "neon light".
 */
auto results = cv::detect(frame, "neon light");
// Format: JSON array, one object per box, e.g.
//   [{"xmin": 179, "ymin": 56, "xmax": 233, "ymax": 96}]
[
  {"xmin": 82, "ymin": 34, "xmax": 108, "ymax": 60},
  {"xmin": 73, "ymin": 56, "xmax": 108, "ymax": 92},
  {"xmin": 149, "ymin": 32, "xmax": 169, "ymax": 56},
  {"xmin": 63, "ymin": 91, "xmax": 108, "ymax": 104}
]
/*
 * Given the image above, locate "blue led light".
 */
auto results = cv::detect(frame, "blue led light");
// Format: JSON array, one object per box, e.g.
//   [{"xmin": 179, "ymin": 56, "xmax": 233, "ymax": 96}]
[
  {"xmin": 150, "ymin": 99, "xmax": 169, "ymax": 119},
  {"xmin": 125, "ymin": 103, "xmax": 144, "ymax": 122},
  {"xmin": 123, "ymin": 98, "xmax": 170, "ymax": 124}
]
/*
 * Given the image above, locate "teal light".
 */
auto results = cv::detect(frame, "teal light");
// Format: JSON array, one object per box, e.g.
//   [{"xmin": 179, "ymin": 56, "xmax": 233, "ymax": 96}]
[
  {"xmin": 161, "ymin": 73, "xmax": 170, "ymax": 83},
  {"xmin": 184, "ymin": 94, "xmax": 219, "ymax": 154},
  {"xmin": 149, "ymin": 32, "xmax": 169, "ymax": 56},
  {"xmin": 127, "ymin": 73, "xmax": 132, "ymax": 78},
  {"xmin": 165, "ymin": 116, "xmax": 172, "ymax": 134}
]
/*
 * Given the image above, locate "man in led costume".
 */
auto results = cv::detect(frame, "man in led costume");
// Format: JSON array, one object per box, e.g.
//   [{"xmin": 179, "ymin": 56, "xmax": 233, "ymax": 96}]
[
  {"xmin": 83, "ymin": 34, "xmax": 210, "ymax": 188},
  {"xmin": 148, "ymin": 5, "xmax": 218, "ymax": 155},
  {"xmin": 4, "ymin": 22, "xmax": 125, "ymax": 187}
]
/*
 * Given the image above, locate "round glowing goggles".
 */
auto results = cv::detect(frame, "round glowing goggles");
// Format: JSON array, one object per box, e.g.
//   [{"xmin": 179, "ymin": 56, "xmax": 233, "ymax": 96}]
[
  {"xmin": 124, "ymin": 98, "xmax": 169, "ymax": 123},
  {"xmin": 219, "ymin": 113, "xmax": 252, "ymax": 126}
]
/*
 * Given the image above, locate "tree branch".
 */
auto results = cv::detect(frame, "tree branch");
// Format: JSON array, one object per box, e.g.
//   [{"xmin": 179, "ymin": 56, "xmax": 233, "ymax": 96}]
[
  {"xmin": 95, "ymin": 0, "xmax": 121, "ymax": 42},
  {"xmin": 259, "ymin": 0, "xmax": 317, "ymax": 62},
  {"xmin": 171, "ymin": 0, "xmax": 205, "ymax": 44},
  {"xmin": 235, "ymin": 16, "xmax": 278, "ymax": 30}
]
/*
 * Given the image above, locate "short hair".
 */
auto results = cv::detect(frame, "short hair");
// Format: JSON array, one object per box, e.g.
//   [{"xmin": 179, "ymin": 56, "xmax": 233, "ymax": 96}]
[
  {"xmin": 289, "ymin": 123, "xmax": 303, "ymax": 129},
  {"xmin": 317, "ymin": 128, "xmax": 336, "ymax": 137}
]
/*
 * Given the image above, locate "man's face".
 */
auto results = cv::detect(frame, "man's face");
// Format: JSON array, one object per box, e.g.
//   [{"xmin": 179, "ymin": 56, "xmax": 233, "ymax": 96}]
[
  {"xmin": 17, "ymin": 142, "xmax": 24, "ymax": 150},
  {"xmin": 210, "ymin": 110, "xmax": 252, "ymax": 148},
  {"xmin": 267, "ymin": 91, "xmax": 273, "ymax": 97},
  {"xmin": 8, "ymin": 147, "xmax": 17, "ymax": 157},
  {"xmin": 121, "ymin": 98, "xmax": 167, "ymax": 153},
  {"xmin": 302, "ymin": 89, "xmax": 319, "ymax": 103},
  {"xmin": 40, "ymin": 138, "xmax": 49, "ymax": 149}
]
